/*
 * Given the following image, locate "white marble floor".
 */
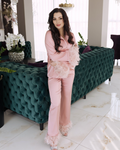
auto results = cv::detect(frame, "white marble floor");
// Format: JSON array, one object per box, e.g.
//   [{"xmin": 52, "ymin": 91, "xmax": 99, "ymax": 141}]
[{"xmin": 0, "ymin": 61, "xmax": 120, "ymax": 150}]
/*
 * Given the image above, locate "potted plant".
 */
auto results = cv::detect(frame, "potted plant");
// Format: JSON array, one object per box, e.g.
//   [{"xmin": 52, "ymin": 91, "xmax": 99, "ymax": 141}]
[
  {"xmin": 5, "ymin": 33, "xmax": 25, "ymax": 62},
  {"xmin": 78, "ymin": 32, "xmax": 88, "ymax": 46}
]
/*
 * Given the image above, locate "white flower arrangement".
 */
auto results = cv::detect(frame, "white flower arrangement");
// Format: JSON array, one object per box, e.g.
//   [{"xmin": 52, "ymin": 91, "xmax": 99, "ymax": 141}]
[{"xmin": 5, "ymin": 33, "xmax": 25, "ymax": 53}]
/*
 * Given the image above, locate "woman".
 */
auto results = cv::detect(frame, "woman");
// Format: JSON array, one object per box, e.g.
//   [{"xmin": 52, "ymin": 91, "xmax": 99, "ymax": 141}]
[{"xmin": 45, "ymin": 8, "xmax": 80, "ymax": 150}]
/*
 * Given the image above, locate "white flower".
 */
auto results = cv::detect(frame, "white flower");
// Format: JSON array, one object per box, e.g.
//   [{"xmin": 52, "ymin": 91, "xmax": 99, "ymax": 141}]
[
  {"xmin": 20, "ymin": 36, "xmax": 25, "ymax": 46},
  {"xmin": 5, "ymin": 33, "xmax": 25, "ymax": 52},
  {"xmin": 13, "ymin": 39, "xmax": 19, "ymax": 46},
  {"xmin": 5, "ymin": 36, "xmax": 11, "ymax": 50},
  {"xmin": 20, "ymin": 40, "xmax": 25, "ymax": 46}
]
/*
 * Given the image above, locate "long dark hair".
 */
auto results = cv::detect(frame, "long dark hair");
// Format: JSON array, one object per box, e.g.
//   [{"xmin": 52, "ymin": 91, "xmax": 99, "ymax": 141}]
[{"xmin": 48, "ymin": 8, "xmax": 74, "ymax": 53}]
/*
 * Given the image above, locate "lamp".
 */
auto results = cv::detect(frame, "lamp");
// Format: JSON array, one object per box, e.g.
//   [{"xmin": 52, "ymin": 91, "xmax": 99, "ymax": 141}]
[{"xmin": 59, "ymin": 0, "xmax": 74, "ymax": 12}]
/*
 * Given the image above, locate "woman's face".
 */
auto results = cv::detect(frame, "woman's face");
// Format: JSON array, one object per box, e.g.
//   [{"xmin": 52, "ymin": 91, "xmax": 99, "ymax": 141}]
[{"xmin": 53, "ymin": 12, "xmax": 64, "ymax": 30}]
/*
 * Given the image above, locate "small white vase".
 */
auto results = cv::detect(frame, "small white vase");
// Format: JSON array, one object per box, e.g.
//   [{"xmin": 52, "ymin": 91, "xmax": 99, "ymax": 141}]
[{"xmin": 8, "ymin": 51, "xmax": 24, "ymax": 62}]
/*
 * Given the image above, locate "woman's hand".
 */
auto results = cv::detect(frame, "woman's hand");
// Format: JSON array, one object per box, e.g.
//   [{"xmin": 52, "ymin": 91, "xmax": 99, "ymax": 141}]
[
  {"xmin": 49, "ymin": 59, "xmax": 56, "ymax": 66},
  {"xmin": 74, "ymin": 44, "xmax": 78, "ymax": 48}
]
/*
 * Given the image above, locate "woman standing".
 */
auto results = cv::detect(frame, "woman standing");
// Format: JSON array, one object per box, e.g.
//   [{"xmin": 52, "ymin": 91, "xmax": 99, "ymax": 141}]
[{"xmin": 45, "ymin": 8, "xmax": 80, "ymax": 150}]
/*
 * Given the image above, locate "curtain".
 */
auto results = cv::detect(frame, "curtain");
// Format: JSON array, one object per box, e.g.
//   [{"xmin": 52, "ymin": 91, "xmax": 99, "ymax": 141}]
[
  {"xmin": 32, "ymin": 0, "xmax": 88, "ymax": 61},
  {"xmin": 107, "ymin": 0, "xmax": 120, "ymax": 48},
  {"xmin": 32, "ymin": 0, "xmax": 53, "ymax": 61}
]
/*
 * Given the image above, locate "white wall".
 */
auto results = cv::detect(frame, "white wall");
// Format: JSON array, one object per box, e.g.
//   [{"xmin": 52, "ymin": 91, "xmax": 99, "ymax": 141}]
[
  {"xmin": 88, "ymin": 0, "xmax": 109, "ymax": 47},
  {"xmin": 17, "ymin": 0, "xmax": 35, "ymax": 58}
]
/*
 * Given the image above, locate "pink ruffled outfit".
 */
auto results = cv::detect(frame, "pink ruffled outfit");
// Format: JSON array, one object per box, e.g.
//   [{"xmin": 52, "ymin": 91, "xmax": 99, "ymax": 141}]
[{"xmin": 45, "ymin": 30, "xmax": 80, "ymax": 146}]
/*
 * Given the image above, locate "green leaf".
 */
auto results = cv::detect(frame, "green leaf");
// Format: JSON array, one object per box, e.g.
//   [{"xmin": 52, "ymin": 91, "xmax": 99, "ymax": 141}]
[
  {"xmin": 0, "ymin": 47, "xmax": 7, "ymax": 61},
  {"xmin": 9, "ymin": 45, "xmax": 25, "ymax": 53},
  {"xmin": 0, "ymin": 47, "xmax": 6, "ymax": 55},
  {"xmin": 0, "ymin": 67, "xmax": 16, "ymax": 73},
  {"xmin": 78, "ymin": 32, "xmax": 88, "ymax": 46}
]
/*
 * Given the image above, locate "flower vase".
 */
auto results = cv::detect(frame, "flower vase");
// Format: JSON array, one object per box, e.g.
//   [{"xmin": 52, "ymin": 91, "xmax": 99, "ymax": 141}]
[{"xmin": 8, "ymin": 51, "xmax": 24, "ymax": 62}]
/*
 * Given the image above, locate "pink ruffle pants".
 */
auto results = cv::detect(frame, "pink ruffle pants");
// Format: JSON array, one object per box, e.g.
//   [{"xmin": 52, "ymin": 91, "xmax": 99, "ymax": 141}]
[{"xmin": 45, "ymin": 72, "xmax": 75, "ymax": 146}]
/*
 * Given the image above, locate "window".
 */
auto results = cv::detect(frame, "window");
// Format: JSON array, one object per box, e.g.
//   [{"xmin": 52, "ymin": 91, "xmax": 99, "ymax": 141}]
[{"xmin": 32, "ymin": 0, "xmax": 88, "ymax": 61}]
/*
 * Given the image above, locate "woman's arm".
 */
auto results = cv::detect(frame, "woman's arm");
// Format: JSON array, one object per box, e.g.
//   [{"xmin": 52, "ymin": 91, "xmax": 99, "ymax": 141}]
[
  {"xmin": 69, "ymin": 32, "xmax": 80, "ymax": 67},
  {"xmin": 45, "ymin": 31, "xmax": 70, "ymax": 62}
]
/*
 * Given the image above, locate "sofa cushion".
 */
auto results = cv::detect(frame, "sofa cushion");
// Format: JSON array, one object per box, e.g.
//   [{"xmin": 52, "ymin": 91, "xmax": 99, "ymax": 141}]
[
  {"xmin": 79, "ymin": 45, "xmax": 92, "ymax": 54},
  {"xmin": 28, "ymin": 62, "xmax": 48, "ymax": 67},
  {"xmin": 82, "ymin": 45, "xmax": 91, "ymax": 54}
]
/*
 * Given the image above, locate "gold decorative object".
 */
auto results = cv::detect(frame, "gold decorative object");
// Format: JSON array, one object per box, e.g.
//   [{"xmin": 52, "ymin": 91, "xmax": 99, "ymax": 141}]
[
  {"xmin": 59, "ymin": 0, "xmax": 74, "ymax": 8},
  {"xmin": 59, "ymin": 3, "xmax": 74, "ymax": 7}
]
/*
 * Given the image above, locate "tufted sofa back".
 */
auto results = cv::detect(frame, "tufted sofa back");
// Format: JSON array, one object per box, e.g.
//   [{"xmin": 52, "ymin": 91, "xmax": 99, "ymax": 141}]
[
  {"xmin": 71, "ymin": 46, "xmax": 114, "ymax": 104},
  {"xmin": 0, "ymin": 62, "xmax": 50, "ymax": 123}
]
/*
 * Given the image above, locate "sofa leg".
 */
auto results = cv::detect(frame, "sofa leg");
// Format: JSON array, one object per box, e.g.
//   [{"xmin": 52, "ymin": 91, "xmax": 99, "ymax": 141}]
[
  {"xmin": 109, "ymin": 77, "xmax": 111, "ymax": 82},
  {"xmin": 40, "ymin": 123, "xmax": 44, "ymax": 130},
  {"xmin": 4, "ymin": 107, "xmax": 8, "ymax": 112},
  {"xmin": 84, "ymin": 95, "xmax": 86, "ymax": 99}
]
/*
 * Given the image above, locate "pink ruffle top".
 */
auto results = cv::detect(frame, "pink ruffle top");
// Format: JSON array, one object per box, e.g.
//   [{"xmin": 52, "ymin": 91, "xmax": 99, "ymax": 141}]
[{"xmin": 45, "ymin": 30, "xmax": 80, "ymax": 78}]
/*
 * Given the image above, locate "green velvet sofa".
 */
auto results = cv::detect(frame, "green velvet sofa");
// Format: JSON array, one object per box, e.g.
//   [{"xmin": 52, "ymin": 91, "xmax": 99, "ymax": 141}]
[{"xmin": 0, "ymin": 43, "xmax": 114, "ymax": 130}]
